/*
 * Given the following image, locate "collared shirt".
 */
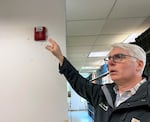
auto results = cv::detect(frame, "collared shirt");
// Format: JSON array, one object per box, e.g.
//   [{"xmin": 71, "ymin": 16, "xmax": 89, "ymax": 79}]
[{"xmin": 114, "ymin": 78, "xmax": 147, "ymax": 107}]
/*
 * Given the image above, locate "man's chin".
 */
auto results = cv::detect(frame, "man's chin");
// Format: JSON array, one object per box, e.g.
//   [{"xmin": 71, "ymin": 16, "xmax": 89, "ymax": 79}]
[{"xmin": 110, "ymin": 77, "xmax": 120, "ymax": 82}]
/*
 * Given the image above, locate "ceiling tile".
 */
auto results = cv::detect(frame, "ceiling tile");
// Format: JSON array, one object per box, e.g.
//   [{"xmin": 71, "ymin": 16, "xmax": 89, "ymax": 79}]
[
  {"xmin": 66, "ymin": 0, "xmax": 116, "ymax": 20},
  {"xmin": 110, "ymin": 0, "xmax": 150, "ymax": 18},
  {"xmin": 101, "ymin": 18, "xmax": 146, "ymax": 34},
  {"xmin": 67, "ymin": 20, "xmax": 105, "ymax": 36},
  {"xmin": 67, "ymin": 52, "xmax": 88, "ymax": 59},
  {"xmin": 67, "ymin": 46, "xmax": 91, "ymax": 54},
  {"xmin": 94, "ymin": 34, "xmax": 129, "ymax": 45},
  {"xmin": 67, "ymin": 36, "xmax": 97, "ymax": 46}
]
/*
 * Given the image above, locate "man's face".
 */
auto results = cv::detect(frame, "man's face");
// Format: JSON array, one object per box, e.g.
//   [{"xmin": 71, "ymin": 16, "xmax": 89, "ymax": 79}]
[{"xmin": 107, "ymin": 47, "xmax": 139, "ymax": 84}]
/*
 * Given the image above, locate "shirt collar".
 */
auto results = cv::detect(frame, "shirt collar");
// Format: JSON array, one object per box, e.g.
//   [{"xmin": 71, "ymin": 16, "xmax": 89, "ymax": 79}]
[{"xmin": 113, "ymin": 78, "xmax": 147, "ymax": 95}]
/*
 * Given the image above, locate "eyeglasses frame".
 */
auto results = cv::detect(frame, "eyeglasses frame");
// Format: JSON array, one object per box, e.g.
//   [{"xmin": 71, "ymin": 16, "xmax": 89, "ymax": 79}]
[{"xmin": 104, "ymin": 53, "xmax": 138, "ymax": 63}]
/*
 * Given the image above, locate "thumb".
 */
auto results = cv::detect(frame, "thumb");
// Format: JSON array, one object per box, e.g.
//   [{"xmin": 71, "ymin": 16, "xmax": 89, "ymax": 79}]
[{"xmin": 45, "ymin": 44, "xmax": 53, "ymax": 52}]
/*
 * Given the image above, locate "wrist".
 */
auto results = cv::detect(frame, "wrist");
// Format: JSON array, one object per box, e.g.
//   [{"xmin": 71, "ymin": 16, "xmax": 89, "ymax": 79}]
[{"xmin": 58, "ymin": 55, "xmax": 64, "ymax": 66}]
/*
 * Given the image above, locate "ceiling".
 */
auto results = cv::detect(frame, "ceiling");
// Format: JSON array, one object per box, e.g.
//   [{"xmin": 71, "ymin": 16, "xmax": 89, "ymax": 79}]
[{"xmin": 65, "ymin": 0, "xmax": 150, "ymax": 73}]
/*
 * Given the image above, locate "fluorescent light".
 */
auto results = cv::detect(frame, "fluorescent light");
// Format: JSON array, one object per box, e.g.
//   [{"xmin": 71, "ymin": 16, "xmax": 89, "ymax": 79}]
[
  {"xmin": 81, "ymin": 66, "xmax": 100, "ymax": 70},
  {"xmin": 123, "ymin": 33, "xmax": 139, "ymax": 43},
  {"xmin": 88, "ymin": 51, "xmax": 109, "ymax": 57}
]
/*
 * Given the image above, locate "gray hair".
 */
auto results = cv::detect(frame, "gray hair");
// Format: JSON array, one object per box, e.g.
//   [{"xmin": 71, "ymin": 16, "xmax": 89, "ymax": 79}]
[{"xmin": 111, "ymin": 43, "xmax": 146, "ymax": 74}]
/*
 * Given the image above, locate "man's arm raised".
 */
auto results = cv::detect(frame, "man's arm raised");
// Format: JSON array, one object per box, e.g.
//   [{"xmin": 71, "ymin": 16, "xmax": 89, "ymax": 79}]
[{"xmin": 45, "ymin": 38, "xmax": 64, "ymax": 66}]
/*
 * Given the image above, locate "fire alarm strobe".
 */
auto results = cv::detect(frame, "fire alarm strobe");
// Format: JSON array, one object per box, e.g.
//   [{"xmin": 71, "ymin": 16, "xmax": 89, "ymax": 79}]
[{"xmin": 34, "ymin": 26, "xmax": 47, "ymax": 41}]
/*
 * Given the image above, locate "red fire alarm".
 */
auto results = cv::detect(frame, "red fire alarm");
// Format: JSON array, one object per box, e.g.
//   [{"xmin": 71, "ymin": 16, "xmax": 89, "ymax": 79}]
[{"xmin": 34, "ymin": 26, "xmax": 47, "ymax": 41}]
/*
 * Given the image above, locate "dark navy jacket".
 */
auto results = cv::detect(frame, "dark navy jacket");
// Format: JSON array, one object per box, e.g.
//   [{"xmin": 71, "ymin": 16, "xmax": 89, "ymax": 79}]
[{"xmin": 59, "ymin": 57, "xmax": 150, "ymax": 122}]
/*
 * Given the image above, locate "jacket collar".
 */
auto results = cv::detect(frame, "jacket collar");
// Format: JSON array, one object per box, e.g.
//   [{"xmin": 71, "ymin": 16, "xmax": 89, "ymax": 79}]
[{"xmin": 116, "ymin": 80, "xmax": 150, "ymax": 109}]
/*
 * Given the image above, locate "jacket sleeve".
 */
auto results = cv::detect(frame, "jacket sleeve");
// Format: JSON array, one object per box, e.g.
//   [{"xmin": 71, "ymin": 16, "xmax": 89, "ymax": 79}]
[{"xmin": 59, "ymin": 57, "xmax": 104, "ymax": 107}]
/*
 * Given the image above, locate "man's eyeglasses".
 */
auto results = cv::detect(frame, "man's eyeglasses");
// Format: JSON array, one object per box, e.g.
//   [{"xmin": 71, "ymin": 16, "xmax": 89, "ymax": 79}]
[{"xmin": 104, "ymin": 53, "xmax": 138, "ymax": 63}]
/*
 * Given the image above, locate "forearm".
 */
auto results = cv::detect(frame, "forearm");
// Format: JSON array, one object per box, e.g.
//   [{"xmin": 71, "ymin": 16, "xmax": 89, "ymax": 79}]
[{"xmin": 58, "ymin": 55, "xmax": 64, "ymax": 66}]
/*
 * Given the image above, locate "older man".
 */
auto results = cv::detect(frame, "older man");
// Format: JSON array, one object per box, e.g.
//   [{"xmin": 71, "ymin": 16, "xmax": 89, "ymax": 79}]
[{"xmin": 46, "ymin": 38, "xmax": 150, "ymax": 122}]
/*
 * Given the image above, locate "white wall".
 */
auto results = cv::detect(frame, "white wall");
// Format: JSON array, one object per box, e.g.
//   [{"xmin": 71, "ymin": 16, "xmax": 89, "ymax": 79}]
[{"xmin": 0, "ymin": 0, "xmax": 68, "ymax": 122}]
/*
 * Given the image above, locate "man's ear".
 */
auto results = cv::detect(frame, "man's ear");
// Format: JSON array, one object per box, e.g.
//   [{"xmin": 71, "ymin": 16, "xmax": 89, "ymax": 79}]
[{"xmin": 136, "ymin": 60, "xmax": 144, "ymax": 72}]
